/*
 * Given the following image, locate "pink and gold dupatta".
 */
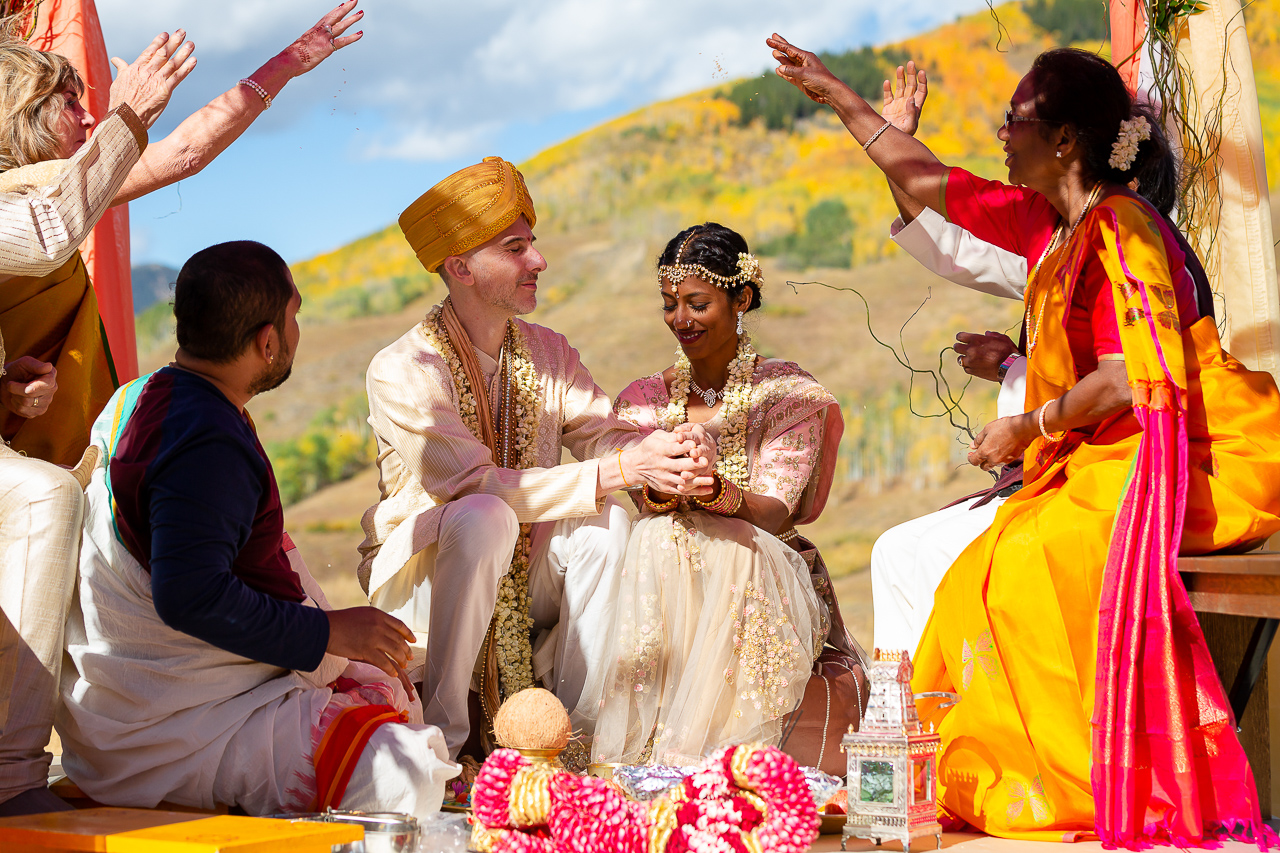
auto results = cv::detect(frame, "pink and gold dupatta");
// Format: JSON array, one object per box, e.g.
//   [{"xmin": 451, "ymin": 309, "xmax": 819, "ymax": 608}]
[{"xmin": 1088, "ymin": 197, "xmax": 1270, "ymax": 848}]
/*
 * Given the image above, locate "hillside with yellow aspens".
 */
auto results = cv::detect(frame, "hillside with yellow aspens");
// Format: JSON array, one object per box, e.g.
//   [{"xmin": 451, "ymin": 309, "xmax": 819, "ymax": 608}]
[
  {"xmin": 186, "ymin": 0, "xmax": 1280, "ymax": 626},
  {"xmin": 292, "ymin": 4, "xmax": 1052, "ymax": 305}
]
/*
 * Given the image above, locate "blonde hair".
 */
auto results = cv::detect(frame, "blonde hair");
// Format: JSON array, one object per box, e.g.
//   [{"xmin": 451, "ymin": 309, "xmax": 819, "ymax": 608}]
[{"xmin": 0, "ymin": 37, "xmax": 84, "ymax": 171}]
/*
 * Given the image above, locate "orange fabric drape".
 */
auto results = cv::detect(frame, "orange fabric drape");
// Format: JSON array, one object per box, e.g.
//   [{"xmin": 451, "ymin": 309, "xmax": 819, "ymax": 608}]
[
  {"xmin": 29, "ymin": 0, "xmax": 137, "ymax": 382},
  {"xmin": 1109, "ymin": 0, "xmax": 1147, "ymax": 96}
]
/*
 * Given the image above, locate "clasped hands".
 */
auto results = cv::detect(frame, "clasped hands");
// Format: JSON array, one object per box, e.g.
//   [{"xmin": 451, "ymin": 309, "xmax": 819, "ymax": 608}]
[{"xmin": 632, "ymin": 423, "xmax": 719, "ymax": 498}]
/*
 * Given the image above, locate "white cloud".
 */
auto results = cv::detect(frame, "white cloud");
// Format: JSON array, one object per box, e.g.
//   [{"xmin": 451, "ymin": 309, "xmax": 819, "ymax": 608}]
[
  {"xmin": 361, "ymin": 122, "xmax": 499, "ymax": 161},
  {"xmin": 96, "ymin": 0, "xmax": 995, "ymax": 163}
]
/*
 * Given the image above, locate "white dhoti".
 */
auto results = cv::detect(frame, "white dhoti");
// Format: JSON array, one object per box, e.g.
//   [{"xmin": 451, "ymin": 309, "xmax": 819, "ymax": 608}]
[
  {"xmin": 0, "ymin": 446, "xmax": 84, "ymax": 804},
  {"xmin": 370, "ymin": 493, "xmax": 630, "ymax": 757},
  {"xmin": 58, "ymin": 461, "xmax": 459, "ymax": 817},
  {"xmin": 870, "ymin": 356, "xmax": 1027, "ymax": 656},
  {"xmin": 869, "ymin": 496, "xmax": 1003, "ymax": 655}
]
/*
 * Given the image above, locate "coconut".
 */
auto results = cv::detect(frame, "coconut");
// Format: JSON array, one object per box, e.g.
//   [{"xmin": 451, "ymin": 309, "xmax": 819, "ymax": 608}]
[{"xmin": 493, "ymin": 687, "xmax": 572, "ymax": 750}]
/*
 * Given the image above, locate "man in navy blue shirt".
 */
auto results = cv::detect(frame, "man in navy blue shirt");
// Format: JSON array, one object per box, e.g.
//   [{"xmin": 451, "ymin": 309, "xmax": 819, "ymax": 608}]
[{"xmin": 58, "ymin": 241, "xmax": 458, "ymax": 817}]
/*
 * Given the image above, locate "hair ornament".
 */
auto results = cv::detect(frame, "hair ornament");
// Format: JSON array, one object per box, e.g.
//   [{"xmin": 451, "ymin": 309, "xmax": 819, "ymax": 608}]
[
  {"xmin": 658, "ymin": 250, "xmax": 765, "ymax": 292},
  {"xmin": 1108, "ymin": 115, "xmax": 1151, "ymax": 172}
]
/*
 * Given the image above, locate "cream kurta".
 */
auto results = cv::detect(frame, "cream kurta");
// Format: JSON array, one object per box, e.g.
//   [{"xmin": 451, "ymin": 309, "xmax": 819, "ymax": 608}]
[{"xmin": 358, "ymin": 317, "xmax": 640, "ymax": 599}]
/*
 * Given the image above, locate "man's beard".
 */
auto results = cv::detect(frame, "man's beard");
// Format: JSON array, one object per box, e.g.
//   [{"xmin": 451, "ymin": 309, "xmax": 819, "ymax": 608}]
[
  {"xmin": 248, "ymin": 359, "xmax": 293, "ymax": 395},
  {"xmin": 478, "ymin": 279, "xmax": 537, "ymax": 316}
]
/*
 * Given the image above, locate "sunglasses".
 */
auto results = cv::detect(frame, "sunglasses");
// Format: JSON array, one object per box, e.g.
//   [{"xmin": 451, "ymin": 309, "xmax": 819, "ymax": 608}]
[{"xmin": 1003, "ymin": 110, "xmax": 1050, "ymax": 126}]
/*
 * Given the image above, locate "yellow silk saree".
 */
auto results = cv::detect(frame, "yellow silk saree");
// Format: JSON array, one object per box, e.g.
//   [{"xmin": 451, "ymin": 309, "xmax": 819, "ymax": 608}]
[{"xmin": 914, "ymin": 195, "xmax": 1280, "ymax": 846}]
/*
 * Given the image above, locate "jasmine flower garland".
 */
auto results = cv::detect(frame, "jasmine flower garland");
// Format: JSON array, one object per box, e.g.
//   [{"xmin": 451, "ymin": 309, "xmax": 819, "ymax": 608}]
[
  {"xmin": 660, "ymin": 334, "xmax": 756, "ymax": 490},
  {"xmin": 422, "ymin": 301, "xmax": 541, "ymax": 701}
]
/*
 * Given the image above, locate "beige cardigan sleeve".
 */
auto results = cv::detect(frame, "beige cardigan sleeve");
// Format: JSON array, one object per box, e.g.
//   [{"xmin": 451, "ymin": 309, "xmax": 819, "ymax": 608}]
[
  {"xmin": 0, "ymin": 105, "xmax": 147, "ymax": 276},
  {"xmin": 367, "ymin": 337, "xmax": 608, "ymax": 525}
]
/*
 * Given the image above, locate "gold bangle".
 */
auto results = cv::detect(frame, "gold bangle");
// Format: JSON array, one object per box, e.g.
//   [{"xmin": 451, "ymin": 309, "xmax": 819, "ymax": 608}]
[
  {"xmin": 239, "ymin": 78, "xmax": 272, "ymax": 109},
  {"xmin": 616, "ymin": 448, "xmax": 632, "ymax": 488},
  {"xmin": 694, "ymin": 477, "xmax": 743, "ymax": 516},
  {"xmin": 642, "ymin": 486, "xmax": 678, "ymax": 513}
]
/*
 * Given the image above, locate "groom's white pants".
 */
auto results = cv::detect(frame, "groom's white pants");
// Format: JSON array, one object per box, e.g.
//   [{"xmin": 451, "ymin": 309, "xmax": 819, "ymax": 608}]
[{"xmin": 372, "ymin": 493, "xmax": 629, "ymax": 757}]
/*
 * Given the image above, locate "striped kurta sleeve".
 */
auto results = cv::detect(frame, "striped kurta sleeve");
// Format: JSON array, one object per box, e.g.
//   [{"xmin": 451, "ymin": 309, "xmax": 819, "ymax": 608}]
[
  {"xmin": 0, "ymin": 104, "xmax": 146, "ymax": 276},
  {"xmin": 366, "ymin": 328, "xmax": 606, "ymax": 525}
]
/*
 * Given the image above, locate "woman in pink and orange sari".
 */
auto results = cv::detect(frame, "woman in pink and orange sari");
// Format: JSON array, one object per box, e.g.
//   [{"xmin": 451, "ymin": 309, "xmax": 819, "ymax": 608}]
[{"xmin": 768, "ymin": 38, "xmax": 1280, "ymax": 847}]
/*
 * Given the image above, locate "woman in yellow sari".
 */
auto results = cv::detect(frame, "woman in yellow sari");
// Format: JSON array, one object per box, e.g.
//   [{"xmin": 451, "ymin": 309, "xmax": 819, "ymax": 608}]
[
  {"xmin": 767, "ymin": 38, "xmax": 1280, "ymax": 847},
  {"xmin": 0, "ymin": 1, "xmax": 365, "ymax": 466}
]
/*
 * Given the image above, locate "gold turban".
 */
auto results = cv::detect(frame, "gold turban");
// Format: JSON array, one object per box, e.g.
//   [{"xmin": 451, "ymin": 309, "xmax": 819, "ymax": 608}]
[{"xmin": 399, "ymin": 156, "xmax": 537, "ymax": 273}]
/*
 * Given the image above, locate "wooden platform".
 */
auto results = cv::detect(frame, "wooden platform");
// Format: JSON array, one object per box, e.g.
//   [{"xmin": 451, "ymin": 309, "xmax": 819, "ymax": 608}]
[{"xmin": 1181, "ymin": 551, "xmax": 1280, "ymax": 618}]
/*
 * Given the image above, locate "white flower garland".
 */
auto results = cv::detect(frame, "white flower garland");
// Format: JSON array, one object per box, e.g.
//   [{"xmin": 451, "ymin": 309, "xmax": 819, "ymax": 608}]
[
  {"xmin": 422, "ymin": 301, "xmax": 541, "ymax": 700},
  {"xmin": 1108, "ymin": 115, "xmax": 1151, "ymax": 172},
  {"xmin": 660, "ymin": 334, "xmax": 756, "ymax": 489}
]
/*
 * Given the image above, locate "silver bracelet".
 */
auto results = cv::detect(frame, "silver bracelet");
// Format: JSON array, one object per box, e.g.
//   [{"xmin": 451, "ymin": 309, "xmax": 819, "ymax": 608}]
[
  {"xmin": 239, "ymin": 78, "xmax": 272, "ymax": 109},
  {"xmin": 862, "ymin": 119, "xmax": 892, "ymax": 151}
]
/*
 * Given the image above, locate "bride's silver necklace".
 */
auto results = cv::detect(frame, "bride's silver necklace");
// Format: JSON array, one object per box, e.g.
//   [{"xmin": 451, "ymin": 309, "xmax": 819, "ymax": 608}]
[{"xmin": 689, "ymin": 379, "xmax": 724, "ymax": 407}]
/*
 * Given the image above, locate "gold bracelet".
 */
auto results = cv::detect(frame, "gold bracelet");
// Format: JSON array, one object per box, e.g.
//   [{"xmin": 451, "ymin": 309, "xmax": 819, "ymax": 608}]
[
  {"xmin": 642, "ymin": 486, "xmax": 678, "ymax": 513},
  {"xmin": 616, "ymin": 448, "xmax": 632, "ymax": 488},
  {"xmin": 239, "ymin": 78, "xmax": 272, "ymax": 109},
  {"xmin": 777, "ymin": 527, "xmax": 799, "ymax": 543},
  {"xmin": 694, "ymin": 477, "xmax": 743, "ymax": 516}
]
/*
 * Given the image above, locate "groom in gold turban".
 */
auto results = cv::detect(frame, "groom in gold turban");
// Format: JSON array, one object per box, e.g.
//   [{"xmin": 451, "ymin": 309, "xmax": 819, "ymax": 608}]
[{"xmin": 358, "ymin": 156, "xmax": 716, "ymax": 759}]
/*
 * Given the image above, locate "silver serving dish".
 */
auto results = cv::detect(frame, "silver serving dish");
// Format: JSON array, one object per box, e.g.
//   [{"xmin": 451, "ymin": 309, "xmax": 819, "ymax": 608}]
[{"xmin": 267, "ymin": 808, "xmax": 419, "ymax": 853}]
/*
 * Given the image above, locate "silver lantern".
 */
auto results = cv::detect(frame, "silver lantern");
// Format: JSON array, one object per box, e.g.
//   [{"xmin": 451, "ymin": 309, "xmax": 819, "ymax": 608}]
[{"xmin": 840, "ymin": 649, "xmax": 942, "ymax": 853}]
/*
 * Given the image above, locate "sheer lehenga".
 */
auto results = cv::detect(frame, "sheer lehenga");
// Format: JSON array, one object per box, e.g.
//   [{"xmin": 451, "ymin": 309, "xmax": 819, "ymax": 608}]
[{"xmin": 581, "ymin": 359, "xmax": 868, "ymax": 766}]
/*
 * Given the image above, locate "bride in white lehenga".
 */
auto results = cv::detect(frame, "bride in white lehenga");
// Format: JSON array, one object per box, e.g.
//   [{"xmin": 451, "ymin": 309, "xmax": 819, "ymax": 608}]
[{"xmin": 582, "ymin": 223, "xmax": 867, "ymax": 767}]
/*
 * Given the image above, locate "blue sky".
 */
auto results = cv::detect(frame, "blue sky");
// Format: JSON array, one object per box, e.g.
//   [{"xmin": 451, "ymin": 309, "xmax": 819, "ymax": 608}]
[{"xmin": 99, "ymin": 0, "xmax": 994, "ymax": 269}]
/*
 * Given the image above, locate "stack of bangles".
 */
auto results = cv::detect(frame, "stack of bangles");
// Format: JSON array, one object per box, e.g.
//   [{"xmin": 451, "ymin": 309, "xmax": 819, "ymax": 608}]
[{"xmin": 642, "ymin": 477, "xmax": 744, "ymax": 516}]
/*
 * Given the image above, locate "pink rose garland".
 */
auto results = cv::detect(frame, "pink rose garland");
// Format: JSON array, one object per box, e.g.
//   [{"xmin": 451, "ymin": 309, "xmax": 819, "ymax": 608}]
[{"xmin": 469, "ymin": 744, "xmax": 818, "ymax": 853}]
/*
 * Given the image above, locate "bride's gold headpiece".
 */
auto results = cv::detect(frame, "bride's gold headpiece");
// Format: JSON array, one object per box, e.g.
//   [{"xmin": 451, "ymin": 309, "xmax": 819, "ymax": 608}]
[{"xmin": 658, "ymin": 231, "xmax": 764, "ymax": 295}]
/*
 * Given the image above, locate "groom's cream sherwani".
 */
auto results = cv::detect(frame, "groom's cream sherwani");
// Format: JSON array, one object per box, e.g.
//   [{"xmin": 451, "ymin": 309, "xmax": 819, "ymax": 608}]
[{"xmin": 359, "ymin": 315, "xmax": 638, "ymax": 754}]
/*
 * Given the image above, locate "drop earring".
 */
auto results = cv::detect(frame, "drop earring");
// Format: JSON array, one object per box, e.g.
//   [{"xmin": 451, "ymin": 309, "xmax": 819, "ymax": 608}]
[{"xmin": 736, "ymin": 311, "xmax": 744, "ymax": 335}]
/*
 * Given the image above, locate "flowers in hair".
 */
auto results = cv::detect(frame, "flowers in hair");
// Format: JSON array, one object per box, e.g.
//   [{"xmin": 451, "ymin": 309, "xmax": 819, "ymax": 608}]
[{"xmin": 1108, "ymin": 115, "xmax": 1151, "ymax": 172}]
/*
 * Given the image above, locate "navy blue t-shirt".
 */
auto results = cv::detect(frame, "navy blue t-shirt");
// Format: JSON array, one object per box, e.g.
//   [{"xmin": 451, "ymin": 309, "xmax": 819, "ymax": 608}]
[{"xmin": 109, "ymin": 367, "xmax": 328, "ymax": 671}]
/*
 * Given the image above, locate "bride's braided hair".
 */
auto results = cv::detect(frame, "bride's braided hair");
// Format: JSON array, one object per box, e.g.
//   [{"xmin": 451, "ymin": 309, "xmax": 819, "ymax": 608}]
[{"xmin": 657, "ymin": 223, "xmax": 763, "ymax": 311}]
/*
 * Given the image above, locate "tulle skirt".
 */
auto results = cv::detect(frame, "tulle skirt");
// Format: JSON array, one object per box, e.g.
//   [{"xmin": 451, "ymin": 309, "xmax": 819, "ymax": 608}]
[{"xmin": 586, "ymin": 510, "xmax": 826, "ymax": 766}]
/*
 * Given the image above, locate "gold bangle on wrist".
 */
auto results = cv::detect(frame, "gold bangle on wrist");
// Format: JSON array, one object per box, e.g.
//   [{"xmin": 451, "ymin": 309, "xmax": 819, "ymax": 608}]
[
  {"xmin": 642, "ymin": 486, "xmax": 678, "ymax": 513},
  {"xmin": 694, "ymin": 477, "xmax": 743, "ymax": 516}
]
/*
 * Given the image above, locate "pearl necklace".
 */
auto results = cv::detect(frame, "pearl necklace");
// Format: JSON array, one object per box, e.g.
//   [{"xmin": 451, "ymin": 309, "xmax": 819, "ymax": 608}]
[{"xmin": 1023, "ymin": 182, "xmax": 1105, "ymax": 355}]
